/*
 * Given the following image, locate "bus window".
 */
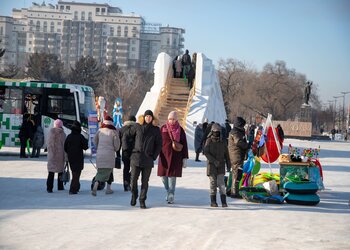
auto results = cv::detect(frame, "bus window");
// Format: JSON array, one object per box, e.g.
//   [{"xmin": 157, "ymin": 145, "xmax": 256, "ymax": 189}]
[
  {"xmin": 47, "ymin": 95, "xmax": 76, "ymax": 124},
  {"xmin": 79, "ymin": 91, "xmax": 96, "ymax": 128},
  {"xmin": 0, "ymin": 87, "xmax": 23, "ymax": 114}
]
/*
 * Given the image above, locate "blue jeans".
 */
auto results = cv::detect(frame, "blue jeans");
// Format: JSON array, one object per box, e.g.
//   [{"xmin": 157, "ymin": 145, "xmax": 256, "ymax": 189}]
[{"xmin": 161, "ymin": 176, "xmax": 177, "ymax": 195}]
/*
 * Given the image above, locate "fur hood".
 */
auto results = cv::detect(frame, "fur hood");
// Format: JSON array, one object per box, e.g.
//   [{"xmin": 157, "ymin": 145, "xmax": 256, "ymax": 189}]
[{"xmin": 137, "ymin": 114, "xmax": 159, "ymax": 127}]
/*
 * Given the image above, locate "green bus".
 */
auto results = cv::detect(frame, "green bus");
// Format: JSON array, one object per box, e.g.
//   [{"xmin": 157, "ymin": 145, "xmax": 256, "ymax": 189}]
[{"xmin": 0, "ymin": 81, "xmax": 96, "ymax": 148}]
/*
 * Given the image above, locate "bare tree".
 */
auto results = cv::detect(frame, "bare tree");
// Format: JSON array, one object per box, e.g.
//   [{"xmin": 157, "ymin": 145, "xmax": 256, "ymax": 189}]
[{"xmin": 96, "ymin": 63, "xmax": 153, "ymax": 116}]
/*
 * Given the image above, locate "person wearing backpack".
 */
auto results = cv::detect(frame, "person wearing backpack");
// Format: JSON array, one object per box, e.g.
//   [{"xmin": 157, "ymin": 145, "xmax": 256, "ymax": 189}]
[
  {"xmin": 31, "ymin": 125, "xmax": 44, "ymax": 158},
  {"xmin": 64, "ymin": 121, "xmax": 89, "ymax": 195},
  {"xmin": 120, "ymin": 115, "xmax": 137, "ymax": 192},
  {"xmin": 181, "ymin": 49, "xmax": 191, "ymax": 79}
]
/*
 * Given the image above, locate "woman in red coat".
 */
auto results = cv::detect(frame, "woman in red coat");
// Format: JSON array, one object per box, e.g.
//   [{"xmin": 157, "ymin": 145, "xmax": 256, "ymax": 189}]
[{"xmin": 158, "ymin": 111, "xmax": 188, "ymax": 204}]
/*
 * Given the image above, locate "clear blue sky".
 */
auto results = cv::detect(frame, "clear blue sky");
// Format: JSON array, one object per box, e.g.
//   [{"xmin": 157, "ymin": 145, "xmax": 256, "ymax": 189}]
[{"xmin": 2, "ymin": 0, "xmax": 350, "ymax": 107}]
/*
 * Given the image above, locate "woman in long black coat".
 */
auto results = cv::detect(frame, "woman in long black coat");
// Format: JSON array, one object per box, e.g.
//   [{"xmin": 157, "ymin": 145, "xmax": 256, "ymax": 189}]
[{"xmin": 64, "ymin": 121, "xmax": 89, "ymax": 194}]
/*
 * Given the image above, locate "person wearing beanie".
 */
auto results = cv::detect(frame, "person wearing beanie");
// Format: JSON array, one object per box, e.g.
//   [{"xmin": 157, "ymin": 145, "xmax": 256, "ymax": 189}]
[
  {"xmin": 158, "ymin": 111, "xmax": 188, "ymax": 204},
  {"xmin": 228, "ymin": 116, "xmax": 248, "ymax": 198},
  {"xmin": 92, "ymin": 114, "xmax": 120, "ymax": 196},
  {"xmin": 46, "ymin": 119, "xmax": 66, "ymax": 193},
  {"xmin": 129, "ymin": 109, "xmax": 162, "ymax": 209},
  {"xmin": 120, "ymin": 115, "xmax": 137, "ymax": 191},
  {"xmin": 54, "ymin": 119, "xmax": 63, "ymax": 128},
  {"xmin": 64, "ymin": 121, "xmax": 89, "ymax": 195},
  {"xmin": 203, "ymin": 123, "xmax": 230, "ymax": 207}
]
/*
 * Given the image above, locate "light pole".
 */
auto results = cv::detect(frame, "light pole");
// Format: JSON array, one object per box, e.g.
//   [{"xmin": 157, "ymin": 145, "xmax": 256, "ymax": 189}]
[
  {"xmin": 333, "ymin": 96, "xmax": 342, "ymax": 131},
  {"xmin": 341, "ymin": 91, "xmax": 350, "ymax": 137},
  {"xmin": 328, "ymin": 100, "xmax": 336, "ymax": 129}
]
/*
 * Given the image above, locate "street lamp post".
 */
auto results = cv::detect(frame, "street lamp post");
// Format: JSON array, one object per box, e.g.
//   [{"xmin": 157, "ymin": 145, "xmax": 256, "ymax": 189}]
[
  {"xmin": 341, "ymin": 91, "xmax": 350, "ymax": 138},
  {"xmin": 328, "ymin": 100, "xmax": 336, "ymax": 129},
  {"xmin": 333, "ymin": 96, "xmax": 343, "ymax": 131}
]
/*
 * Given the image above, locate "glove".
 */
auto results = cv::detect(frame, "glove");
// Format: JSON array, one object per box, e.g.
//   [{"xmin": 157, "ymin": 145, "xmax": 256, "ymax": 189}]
[
  {"xmin": 182, "ymin": 158, "xmax": 187, "ymax": 168},
  {"xmin": 214, "ymin": 160, "xmax": 220, "ymax": 167}
]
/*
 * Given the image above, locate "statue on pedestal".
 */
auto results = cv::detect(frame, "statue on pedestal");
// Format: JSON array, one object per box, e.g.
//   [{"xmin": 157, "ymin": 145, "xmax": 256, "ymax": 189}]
[{"xmin": 304, "ymin": 81, "xmax": 312, "ymax": 105}]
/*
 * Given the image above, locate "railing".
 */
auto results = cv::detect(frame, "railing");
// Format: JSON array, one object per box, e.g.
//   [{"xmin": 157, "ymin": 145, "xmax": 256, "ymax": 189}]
[
  {"xmin": 153, "ymin": 65, "xmax": 173, "ymax": 120},
  {"xmin": 183, "ymin": 77, "xmax": 196, "ymax": 129}
]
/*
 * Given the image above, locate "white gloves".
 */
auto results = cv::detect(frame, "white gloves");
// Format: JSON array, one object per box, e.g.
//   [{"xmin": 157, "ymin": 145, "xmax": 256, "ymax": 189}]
[{"xmin": 182, "ymin": 158, "xmax": 187, "ymax": 168}]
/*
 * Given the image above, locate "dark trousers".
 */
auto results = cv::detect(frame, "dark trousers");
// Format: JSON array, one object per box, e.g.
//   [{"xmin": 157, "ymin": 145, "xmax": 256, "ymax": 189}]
[
  {"xmin": 123, "ymin": 158, "xmax": 131, "ymax": 186},
  {"xmin": 69, "ymin": 170, "xmax": 81, "ymax": 193},
  {"xmin": 20, "ymin": 137, "xmax": 27, "ymax": 157},
  {"xmin": 130, "ymin": 165, "xmax": 152, "ymax": 201},
  {"xmin": 31, "ymin": 147, "xmax": 41, "ymax": 157},
  {"xmin": 46, "ymin": 172, "xmax": 64, "ymax": 191}
]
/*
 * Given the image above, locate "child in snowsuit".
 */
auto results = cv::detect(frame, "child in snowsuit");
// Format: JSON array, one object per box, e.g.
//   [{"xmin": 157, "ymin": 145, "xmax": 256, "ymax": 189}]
[
  {"xmin": 204, "ymin": 123, "xmax": 230, "ymax": 207},
  {"xmin": 31, "ymin": 125, "xmax": 44, "ymax": 158}
]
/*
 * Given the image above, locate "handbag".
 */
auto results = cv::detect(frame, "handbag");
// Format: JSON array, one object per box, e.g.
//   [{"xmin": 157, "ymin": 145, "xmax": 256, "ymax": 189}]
[
  {"xmin": 167, "ymin": 125, "xmax": 183, "ymax": 152},
  {"xmin": 115, "ymin": 156, "xmax": 121, "ymax": 169},
  {"xmin": 60, "ymin": 162, "xmax": 70, "ymax": 185}
]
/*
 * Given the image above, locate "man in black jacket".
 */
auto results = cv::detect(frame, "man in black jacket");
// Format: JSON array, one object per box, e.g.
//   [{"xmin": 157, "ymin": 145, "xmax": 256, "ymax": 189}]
[
  {"xmin": 130, "ymin": 110, "xmax": 162, "ymax": 209},
  {"xmin": 120, "ymin": 115, "xmax": 137, "ymax": 191}
]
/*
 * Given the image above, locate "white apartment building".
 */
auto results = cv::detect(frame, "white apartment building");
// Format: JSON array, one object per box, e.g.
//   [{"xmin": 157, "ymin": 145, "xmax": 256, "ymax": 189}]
[{"xmin": 0, "ymin": 0, "xmax": 185, "ymax": 72}]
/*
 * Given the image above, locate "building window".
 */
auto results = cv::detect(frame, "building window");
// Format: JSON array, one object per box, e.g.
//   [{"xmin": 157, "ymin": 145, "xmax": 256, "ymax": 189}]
[
  {"xmin": 0, "ymin": 27, "xmax": 3, "ymax": 35},
  {"xmin": 167, "ymin": 38, "xmax": 170, "ymax": 45},
  {"xmin": 60, "ymin": 5, "xmax": 64, "ymax": 10},
  {"xmin": 57, "ymin": 29, "xmax": 61, "ymax": 32},
  {"xmin": 101, "ymin": 8, "xmax": 106, "ymax": 13},
  {"xmin": 131, "ymin": 47, "xmax": 135, "ymax": 51},
  {"xmin": 81, "ymin": 11, "xmax": 85, "ymax": 21},
  {"xmin": 88, "ymin": 12, "xmax": 92, "ymax": 21},
  {"xmin": 124, "ymin": 26, "xmax": 128, "ymax": 37},
  {"xmin": 66, "ymin": 6, "xmax": 70, "ymax": 10},
  {"xmin": 74, "ymin": 11, "xmax": 78, "ymax": 20},
  {"xmin": 117, "ymin": 26, "xmax": 121, "ymax": 36},
  {"xmin": 29, "ymin": 41, "xmax": 32, "ymax": 44},
  {"xmin": 43, "ymin": 21, "xmax": 47, "ymax": 32},
  {"xmin": 110, "ymin": 27, "xmax": 114, "ymax": 36},
  {"xmin": 50, "ymin": 22, "xmax": 54, "ymax": 33},
  {"xmin": 58, "ymin": 22, "xmax": 61, "ymax": 25},
  {"xmin": 96, "ymin": 8, "xmax": 100, "ymax": 13},
  {"xmin": 29, "ymin": 20, "xmax": 33, "ymax": 25},
  {"xmin": 36, "ymin": 21, "xmax": 40, "ymax": 32}
]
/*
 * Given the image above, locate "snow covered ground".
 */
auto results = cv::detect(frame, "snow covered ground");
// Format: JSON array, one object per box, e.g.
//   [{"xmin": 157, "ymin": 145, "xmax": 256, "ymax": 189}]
[{"xmin": 0, "ymin": 139, "xmax": 349, "ymax": 250}]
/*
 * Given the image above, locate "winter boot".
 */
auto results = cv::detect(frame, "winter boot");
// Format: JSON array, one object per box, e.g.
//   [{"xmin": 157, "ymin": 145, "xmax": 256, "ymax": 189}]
[
  {"xmin": 105, "ymin": 184, "xmax": 114, "ymax": 194},
  {"xmin": 124, "ymin": 181, "xmax": 131, "ymax": 192},
  {"xmin": 91, "ymin": 181, "xmax": 99, "ymax": 196},
  {"xmin": 210, "ymin": 194, "xmax": 218, "ymax": 207},
  {"xmin": 220, "ymin": 194, "xmax": 228, "ymax": 207},
  {"xmin": 195, "ymin": 152, "xmax": 201, "ymax": 162},
  {"xmin": 130, "ymin": 195, "xmax": 137, "ymax": 206},
  {"xmin": 168, "ymin": 193, "xmax": 174, "ymax": 204},
  {"xmin": 140, "ymin": 200, "xmax": 147, "ymax": 209}
]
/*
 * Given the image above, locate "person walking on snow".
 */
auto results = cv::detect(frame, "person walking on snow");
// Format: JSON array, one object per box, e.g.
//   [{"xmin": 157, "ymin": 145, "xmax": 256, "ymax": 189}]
[
  {"xmin": 120, "ymin": 115, "xmax": 137, "ymax": 192},
  {"xmin": 46, "ymin": 119, "xmax": 66, "ymax": 193},
  {"xmin": 158, "ymin": 111, "xmax": 188, "ymax": 204},
  {"xmin": 130, "ymin": 110, "xmax": 162, "ymax": 209},
  {"xmin": 204, "ymin": 123, "xmax": 230, "ymax": 207},
  {"xmin": 64, "ymin": 121, "xmax": 89, "ymax": 195},
  {"xmin": 92, "ymin": 115, "xmax": 120, "ymax": 196}
]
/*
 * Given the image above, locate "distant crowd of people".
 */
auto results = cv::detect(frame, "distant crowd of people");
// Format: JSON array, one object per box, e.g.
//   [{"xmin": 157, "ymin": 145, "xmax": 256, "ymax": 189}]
[{"xmin": 173, "ymin": 49, "xmax": 196, "ymax": 89}]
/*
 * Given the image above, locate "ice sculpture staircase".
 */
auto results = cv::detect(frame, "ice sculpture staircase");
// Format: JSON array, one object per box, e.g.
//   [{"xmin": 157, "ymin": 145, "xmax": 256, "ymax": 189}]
[{"xmin": 156, "ymin": 77, "xmax": 190, "ymax": 127}]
